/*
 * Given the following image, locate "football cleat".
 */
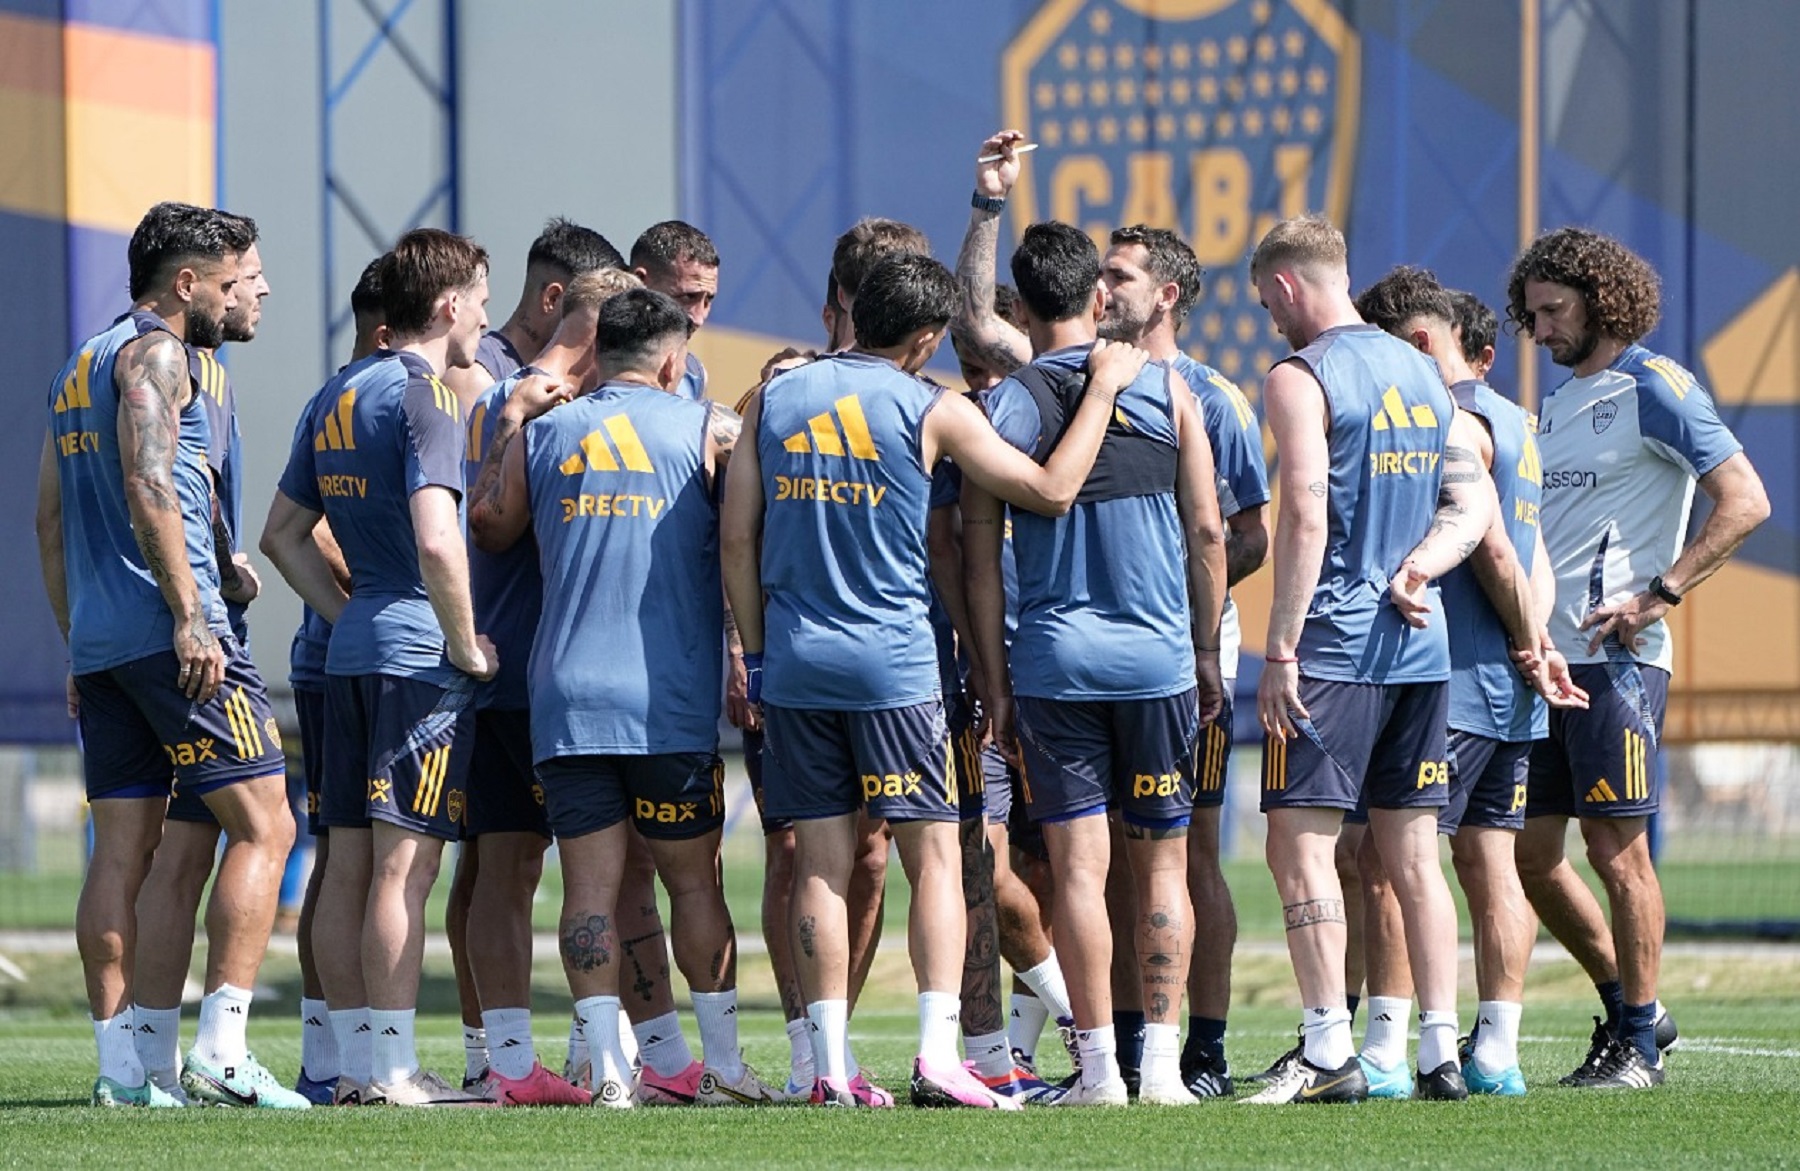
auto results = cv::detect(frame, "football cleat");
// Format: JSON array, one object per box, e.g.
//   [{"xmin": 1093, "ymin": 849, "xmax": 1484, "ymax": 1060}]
[
  {"xmin": 590, "ymin": 1075, "xmax": 635, "ymax": 1108},
  {"xmin": 1009, "ymin": 1047, "xmax": 1040, "ymax": 1076},
  {"xmin": 563, "ymin": 1055, "xmax": 592, "ymax": 1093},
  {"xmin": 461, "ymin": 1068, "xmax": 491, "ymax": 1092},
  {"xmin": 293, "ymin": 1070, "xmax": 337, "ymax": 1106},
  {"xmin": 910, "ymin": 1058, "xmax": 1023, "ymax": 1110},
  {"xmin": 1358, "ymin": 1055, "xmax": 1413, "ymax": 1100},
  {"xmin": 364, "ymin": 1068, "xmax": 493, "ymax": 1106},
  {"xmin": 636, "ymin": 1059, "xmax": 703, "ymax": 1106},
  {"xmin": 180, "ymin": 1051, "xmax": 312, "ymax": 1109},
  {"xmin": 1180, "ymin": 1049, "xmax": 1233, "ymax": 1099},
  {"xmin": 146, "ymin": 1067, "xmax": 189, "ymax": 1107},
  {"xmin": 1052, "ymin": 1075, "xmax": 1130, "ymax": 1107},
  {"xmin": 332, "ymin": 1077, "xmax": 369, "ymax": 1106},
  {"xmin": 1242, "ymin": 1030, "xmax": 1304, "ymax": 1085},
  {"xmin": 1054, "ymin": 1016, "xmax": 1082, "ymax": 1076},
  {"xmin": 1136, "ymin": 1074, "xmax": 1199, "ymax": 1106},
  {"xmin": 1461, "ymin": 1059, "xmax": 1526, "ymax": 1096},
  {"xmin": 1414, "ymin": 1061, "xmax": 1470, "ymax": 1101},
  {"xmin": 973, "ymin": 1062, "xmax": 1064, "ymax": 1105},
  {"xmin": 696, "ymin": 1063, "xmax": 786, "ymax": 1106},
  {"xmin": 91, "ymin": 1075, "xmax": 182, "ymax": 1108},
  {"xmin": 847, "ymin": 1072, "xmax": 894, "ymax": 1107},
  {"xmin": 484, "ymin": 1060, "xmax": 590, "ymax": 1106},
  {"xmin": 809, "ymin": 1076, "xmax": 861, "ymax": 1107},
  {"xmin": 1579, "ymin": 1041, "xmax": 1664, "ymax": 1090},
  {"xmin": 1655, "ymin": 1005, "xmax": 1680, "ymax": 1054},
  {"xmin": 1241, "ymin": 1054, "xmax": 1368, "ymax": 1105},
  {"xmin": 1559, "ymin": 1017, "xmax": 1612, "ymax": 1087}
]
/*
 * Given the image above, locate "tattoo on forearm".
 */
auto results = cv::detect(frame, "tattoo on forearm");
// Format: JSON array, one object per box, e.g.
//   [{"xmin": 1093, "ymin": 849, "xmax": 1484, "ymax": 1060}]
[
  {"xmin": 1307, "ymin": 480, "xmax": 1327, "ymax": 498},
  {"xmin": 119, "ymin": 336, "xmax": 190, "ymax": 589},
  {"xmin": 472, "ymin": 416, "xmax": 520, "ymax": 516},
  {"xmin": 953, "ymin": 209, "xmax": 1029, "ymax": 373},
  {"xmin": 708, "ymin": 404, "xmax": 742, "ymax": 452},
  {"xmin": 559, "ymin": 912, "xmax": 613, "ymax": 972},
  {"xmin": 1282, "ymin": 898, "xmax": 1346, "ymax": 930},
  {"xmin": 722, "ymin": 603, "xmax": 743, "ymax": 654},
  {"xmin": 797, "ymin": 914, "xmax": 817, "ymax": 959}
]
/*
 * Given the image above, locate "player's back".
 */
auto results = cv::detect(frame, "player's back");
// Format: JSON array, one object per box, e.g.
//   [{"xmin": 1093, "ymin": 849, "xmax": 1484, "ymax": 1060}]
[
  {"xmin": 524, "ymin": 381, "xmax": 720, "ymax": 757},
  {"xmin": 1292, "ymin": 323, "xmax": 1453, "ymax": 683},
  {"xmin": 51, "ymin": 311, "xmax": 223, "ymax": 673},
  {"xmin": 465, "ymin": 369, "xmax": 545, "ymax": 711},
  {"xmin": 756, "ymin": 351, "xmax": 941, "ymax": 711},
  {"xmin": 474, "ymin": 330, "xmax": 522, "ymax": 385}
]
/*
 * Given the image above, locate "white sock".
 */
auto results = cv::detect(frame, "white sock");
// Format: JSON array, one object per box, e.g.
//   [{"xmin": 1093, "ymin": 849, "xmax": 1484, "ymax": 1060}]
[
  {"xmin": 330, "ymin": 1008, "xmax": 373, "ymax": 1084},
  {"xmin": 368, "ymin": 1008, "xmax": 419, "ymax": 1086},
  {"xmin": 566, "ymin": 1014, "xmax": 588, "ymax": 1071},
  {"xmin": 462, "ymin": 1024, "xmax": 489, "ymax": 1081},
  {"xmin": 1141, "ymin": 1022, "xmax": 1180, "ymax": 1085},
  {"xmin": 1471, "ymin": 1000, "xmax": 1522, "ymax": 1076},
  {"xmin": 841, "ymin": 1034, "xmax": 861, "ymax": 1080},
  {"xmin": 94, "ymin": 1012, "xmax": 142, "ymax": 1085},
  {"xmin": 1017, "ymin": 951, "xmax": 1074, "ymax": 1021},
  {"xmin": 574, "ymin": 996, "xmax": 632, "ymax": 1086},
  {"xmin": 917, "ymin": 991, "xmax": 961, "ymax": 1068},
  {"xmin": 1303, "ymin": 1008, "xmax": 1355, "ymax": 1069},
  {"xmin": 692, "ymin": 990, "xmax": 745, "ymax": 1080},
  {"xmin": 132, "ymin": 1005, "xmax": 181, "ymax": 1077},
  {"xmin": 1076, "ymin": 1023, "xmax": 1121, "ymax": 1090},
  {"xmin": 1418, "ymin": 1009, "xmax": 1459, "ymax": 1073},
  {"xmin": 806, "ymin": 1000, "xmax": 849, "ymax": 1083},
  {"xmin": 1009, "ymin": 992, "xmax": 1049, "ymax": 1061},
  {"xmin": 193, "ymin": 984, "xmax": 252, "ymax": 1069},
  {"xmin": 482, "ymin": 1008, "xmax": 534, "ymax": 1081},
  {"xmin": 1359, "ymin": 996, "xmax": 1411, "ymax": 1071},
  {"xmin": 301, "ymin": 998, "xmax": 340, "ymax": 1081},
  {"xmin": 619, "ymin": 1014, "xmax": 640, "ymax": 1068},
  {"xmin": 964, "ymin": 1028, "xmax": 1011, "ymax": 1079},
  {"xmin": 632, "ymin": 1011, "xmax": 694, "ymax": 1078},
  {"xmin": 785, "ymin": 1018, "xmax": 815, "ymax": 1087}
]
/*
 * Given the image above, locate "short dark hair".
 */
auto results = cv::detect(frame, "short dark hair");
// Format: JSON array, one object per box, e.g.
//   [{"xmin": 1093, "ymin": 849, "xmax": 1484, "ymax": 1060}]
[
  {"xmin": 1450, "ymin": 290, "xmax": 1499, "ymax": 364},
  {"xmin": 1504, "ymin": 226, "xmax": 1661, "ymax": 344},
  {"xmin": 993, "ymin": 284, "xmax": 1025, "ymax": 329},
  {"xmin": 1353, "ymin": 265, "xmax": 1455, "ymax": 336},
  {"xmin": 851, "ymin": 253, "xmax": 959, "ymax": 350},
  {"xmin": 1111, "ymin": 224, "xmax": 1202, "ymax": 324},
  {"xmin": 127, "ymin": 201, "xmax": 239, "ymax": 300},
  {"xmin": 527, "ymin": 216, "xmax": 623, "ymax": 278},
  {"xmin": 832, "ymin": 218, "xmax": 931, "ymax": 300},
  {"xmin": 629, "ymin": 220, "xmax": 719, "ymax": 275},
  {"xmin": 378, "ymin": 228, "xmax": 489, "ymax": 337},
  {"xmin": 350, "ymin": 255, "xmax": 385, "ymax": 324},
  {"xmin": 595, "ymin": 287, "xmax": 692, "ymax": 369},
  {"xmin": 215, "ymin": 211, "xmax": 259, "ymax": 252},
  {"xmin": 1011, "ymin": 221, "xmax": 1101, "ymax": 323}
]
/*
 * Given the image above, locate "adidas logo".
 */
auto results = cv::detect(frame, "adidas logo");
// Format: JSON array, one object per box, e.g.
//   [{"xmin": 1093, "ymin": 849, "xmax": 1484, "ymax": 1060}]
[
  {"xmin": 1375, "ymin": 1013, "xmax": 1394, "ymax": 1022},
  {"xmin": 304, "ymin": 1016, "xmax": 325, "ymax": 1027},
  {"xmin": 226, "ymin": 1005, "xmax": 245, "ymax": 1015},
  {"xmin": 313, "ymin": 387, "xmax": 358, "ymax": 451},
  {"xmin": 723, "ymin": 1005, "xmax": 738, "ymax": 1017},
  {"xmin": 644, "ymin": 1033, "xmax": 666, "ymax": 1045},
  {"xmin": 380, "ymin": 1027, "xmax": 400, "ymax": 1037},
  {"xmin": 137, "ymin": 1024, "xmax": 155, "ymax": 1034},
  {"xmin": 1585, "ymin": 778, "xmax": 1620, "ymax": 803},
  {"xmin": 1369, "ymin": 384, "xmax": 1439, "ymax": 431},
  {"xmin": 781, "ymin": 395, "xmax": 879, "ymax": 460},
  {"xmin": 355, "ymin": 1023, "xmax": 372, "ymax": 1034},
  {"xmin": 53, "ymin": 351, "xmax": 95, "ymax": 414},
  {"xmin": 560, "ymin": 415, "xmax": 655, "ymax": 474},
  {"xmin": 498, "ymin": 1039, "xmax": 522, "ymax": 1048},
  {"xmin": 1480, "ymin": 1016, "xmax": 1494, "ymax": 1026}
]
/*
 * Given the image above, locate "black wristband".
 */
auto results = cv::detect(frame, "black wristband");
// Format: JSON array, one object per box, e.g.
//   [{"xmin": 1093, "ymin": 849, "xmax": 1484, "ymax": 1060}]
[
  {"xmin": 971, "ymin": 191, "xmax": 1006, "ymax": 214},
  {"xmin": 1648, "ymin": 575, "xmax": 1683, "ymax": 606}
]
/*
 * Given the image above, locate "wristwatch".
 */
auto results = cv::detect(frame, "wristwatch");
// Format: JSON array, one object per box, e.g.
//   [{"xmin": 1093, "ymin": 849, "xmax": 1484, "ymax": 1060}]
[
  {"xmin": 1647, "ymin": 575, "xmax": 1683, "ymax": 606},
  {"xmin": 971, "ymin": 191, "xmax": 1006, "ymax": 214}
]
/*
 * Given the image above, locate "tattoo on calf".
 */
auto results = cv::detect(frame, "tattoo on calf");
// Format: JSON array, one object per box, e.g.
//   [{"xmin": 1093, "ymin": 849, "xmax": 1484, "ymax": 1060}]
[
  {"xmin": 797, "ymin": 914, "xmax": 817, "ymax": 959},
  {"xmin": 1282, "ymin": 898, "xmax": 1346, "ymax": 931},
  {"xmin": 559, "ymin": 913, "xmax": 613, "ymax": 972}
]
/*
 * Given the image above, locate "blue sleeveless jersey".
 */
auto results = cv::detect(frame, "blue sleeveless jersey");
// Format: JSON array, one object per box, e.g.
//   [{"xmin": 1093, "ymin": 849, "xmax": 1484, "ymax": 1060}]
[
  {"xmin": 523, "ymin": 381, "xmax": 721, "ymax": 757},
  {"xmin": 277, "ymin": 350, "xmax": 467, "ymax": 685},
  {"xmin": 465, "ymin": 368, "xmax": 545, "ymax": 710},
  {"xmin": 51, "ymin": 311, "xmax": 226, "ymax": 673},
  {"xmin": 986, "ymin": 345, "xmax": 1193, "ymax": 701},
  {"xmin": 676, "ymin": 351, "xmax": 708, "ymax": 402},
  {"xmin": 1443, "ymin": 380, "xmax": 1548, "ymax": 741},
  {"xmin": 757, "ymin": 351, "xmax": 942, "ymax": 710},
  {"xmin": 474, "ymin": 330, "xmax": 523, "ymax": 384},
  {"xmin": 191, "ymin": 347, "xmax": 250, "ymax": 641},
  {"xmin": 1291, "ymin": 324, "xmax": 1453, "ymax": 683}
]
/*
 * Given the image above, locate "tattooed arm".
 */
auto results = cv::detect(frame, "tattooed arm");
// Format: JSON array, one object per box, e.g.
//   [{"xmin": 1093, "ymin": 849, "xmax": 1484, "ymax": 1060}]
[
  {"xmin": 1256, "ymin": 361, "xmax": 1331, "ymax": 740},
  {"xmin": 468, "ymin": 373, "xmax": 568, "ymax": 553},
  {"xmin": 35, "ymin": 433, "xmax": 69, "ymax": 640},
  {"xmin": 116, "ymin": 331, "xmax": 222, "ymax": 701},
  {"xmin": 951, "ymin": 130, "xmax": 1032, "ymax": 376},
  {"xmin": 1391, "ymin": 408, "xmax": 1500, "ymax": 625}
]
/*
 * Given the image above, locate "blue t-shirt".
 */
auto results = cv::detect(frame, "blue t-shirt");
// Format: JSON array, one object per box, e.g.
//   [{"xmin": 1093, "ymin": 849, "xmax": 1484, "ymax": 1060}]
[
  {"xmin": 474, "ymin": 330, "xmax": 523, "ymax": 385},
  {"xmin": 757, "ymin": 351, "xmax": 943, "ymax": 710},
  {"xmin": 278, "ymin": 350, "xmax": 468, "ymax": 686},
  {"xmin": 987, "ymin": 344, "xmax": 1193, "ymax": 702},
  {"xmin": 1442, "ymin": 380, "xmax": 1548, "ymax": 741},
  {"xmin": 523, "ymin": 382, "xmax": 721, "ymax": 758},
  {"xmin": 52, "ymin": 311, "xmax": 226, "ymax": 674},
  {"xmin": 465, "ymin": 368, "xmax": 546, "ymax": 710},
  {"xmin": 1290, "ymin": 324, "xmax": 1453, "ymax": 684}
]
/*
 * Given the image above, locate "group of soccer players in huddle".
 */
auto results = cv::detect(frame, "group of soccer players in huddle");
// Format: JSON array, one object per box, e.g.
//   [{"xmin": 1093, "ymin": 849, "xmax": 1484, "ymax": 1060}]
[{"xmin": 40, "ymin": 127, "xmax": 1768, "ymax": 1111}]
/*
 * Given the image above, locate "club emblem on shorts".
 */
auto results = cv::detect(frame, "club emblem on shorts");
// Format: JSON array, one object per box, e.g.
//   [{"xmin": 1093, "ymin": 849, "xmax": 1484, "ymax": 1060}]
[
  {"xmin": 368, "ymin": 777, "xmax": 392, "ymax": 804},
  {"xmin": 264, "ymin": 717, "xmax": 282, "ymax": 751},
  {"xmin": 1004, "ymin": 0, "xmax": 1359, "ymax": 382},
  {"xmin": 531, "ymin": 782, "xmax": 546, "ymax": 807},
  {"xmin": 1592, "ymin": 400, "xmax": 1617, "ymax": 433},
  {"xmin": 446, "ymin": 788, "xmax": 465, "ymax": 825}
]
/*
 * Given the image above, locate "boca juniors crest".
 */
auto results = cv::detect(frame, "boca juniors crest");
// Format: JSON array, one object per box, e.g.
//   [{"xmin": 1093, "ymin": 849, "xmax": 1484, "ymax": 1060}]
[{"xmin": 1004, "ymin": 0, "xmax": 1359, "ymax": 383}]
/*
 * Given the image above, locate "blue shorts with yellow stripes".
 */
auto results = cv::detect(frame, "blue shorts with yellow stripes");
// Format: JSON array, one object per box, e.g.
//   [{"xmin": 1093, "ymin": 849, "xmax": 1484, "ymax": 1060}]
[
  {"xmin": 321, "ymin": 673, "xmax": 475, "ymax": 841},
  {"xmin": 761, "ymin": 701, "xmax": 959, "ymax": 825},
  {"xmin": 294, "ymin": 685, "xmax": 327, "ymax": 834},
  {"xmin": 1443, "ymin": 729, "xmax": 1532, "ymax": 833},
  {"xmin": 75, "ymin": 639, "xmax": 284, "ymax": 803},
  {"xmin": 1527, "ymin": 662, "xmax": 1666, "ymax": 820},
  {"xmin": 1191, "ymin": 691, "xmax": 1234, "ymax": 810},
  {"xmin": 536, "ymin": 752, "xmax": 724, "ymax": 841},
  {"xmin": 1261, "ymin": 678, "xmax": 1449, "ymax": 814},
  {"xmin": 466, "ymin": 708, "xmax": 550, "ymax": 838},
  {"xmin": 948, "ymin": 689, "xmax": 986, "ymax": 823},
  {"xmin": 741, "ymin": 727, "xmax": 792, "ymax": 836},
  {"xmin": 1014, "ymin": 688, "xmax": 1200, "ymax": 830}
]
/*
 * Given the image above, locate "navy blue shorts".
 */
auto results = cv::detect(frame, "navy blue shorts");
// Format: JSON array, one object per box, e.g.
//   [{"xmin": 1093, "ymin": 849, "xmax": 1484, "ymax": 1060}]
[
  {"xmin": 76, "ymin": 640, "xmax": 284, "ymax": 803},
  {"xmin": 741, "ymin": 727, "xmax": 791, "ymax": 836},
  {"xmin": 761, "ymin": 701, "xmax": 958, "ymax": 824},
  {"xmin": 1527, "ymin": 662, "xmax": 1666, "ymax": 820},
  {"xmin": 948, "ymin": 690, "xmax": 985, "ymax": 823},
  {"xmin": 1192, "ymin": 691, "xmax": 1233, "ymax": 810},
  {"xmin": 466, "ymin": 708, "xmax": 549, "ymax": 838},
  {"xmin": 1014, "ymin": 688, "xmax": 1200, "ymax": 830},
  {"xmin": 1262, "ymin": 678, "xmax": 1449, "ymax": 814},
  {"xmin": 1443, "ymin": 730, "xmax": 1531, "ymax": 833},
  {"xmin": 980, "ymin": 742, "xmax": 1014, "ymax": 827},
  {"xmin": 537, "ymin": 753, "xmax": 725, "ymax": 841},
  {"xmin": 295, "ymin": 686, "xmax": 327, "ymax": 835},
  {"xmin": 321, "ymin": 673, "xmax": 476, "ymax": 841}
]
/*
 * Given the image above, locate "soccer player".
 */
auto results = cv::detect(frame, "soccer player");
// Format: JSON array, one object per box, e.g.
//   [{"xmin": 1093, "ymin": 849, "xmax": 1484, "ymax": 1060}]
[
  {"xmin": 262, "ymin": 227, "xmax": 497, "ymax": 1107},
  {"xmin": 469, "ymin": 287, "xmax": 782, "ymax": 1107},
  {"xmin": 962, "ymin": 219, "xmax": 1228, "ymax": 1107},
  {"xmin": 1098, "ymin": 223, "xmax": 1270, "ymax": 1099},
  {"xmin": 1507, "ymin": 227, "xmax": 1768, "ymax": 1088},
  {"xmin": 1352, "ymin": 267, "xmax": 1585, "ymax": 1096},
  {"xmin": 724, "ymin": 252, "xmax": 1147, "ymax": 1109},
  {"xmin": 36, "ymin": 201, "xmax": 301, "ymax": 1108},
  {"xmin": 1243, "ymin": 216, "xmax": 1507, "ymax": 1105},
  {"xmin": 631, "ymin": 221, "xmax": 719, "ymax": 401}
]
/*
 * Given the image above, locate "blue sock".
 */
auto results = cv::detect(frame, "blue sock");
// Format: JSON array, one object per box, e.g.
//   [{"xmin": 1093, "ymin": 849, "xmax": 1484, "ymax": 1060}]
[
  {"xmin": 1181, "ymin": 1016, "xmax": 1228, "ymax": 1062},
  {"xmin": 1622, "ymin": 1002, "xmax": 1658, "ymax": 1063},
  {"xmin": 1114, "ymin": 1010, "xmax": 1146, "ymax": 1070},
  {"xmin": 1346, "ymin": 994, "xmax": 1361, "ymax": 1025},
  {"xmin": 1596, "ymin": 980, "xmax": 1626, "ymax": 1036}
]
